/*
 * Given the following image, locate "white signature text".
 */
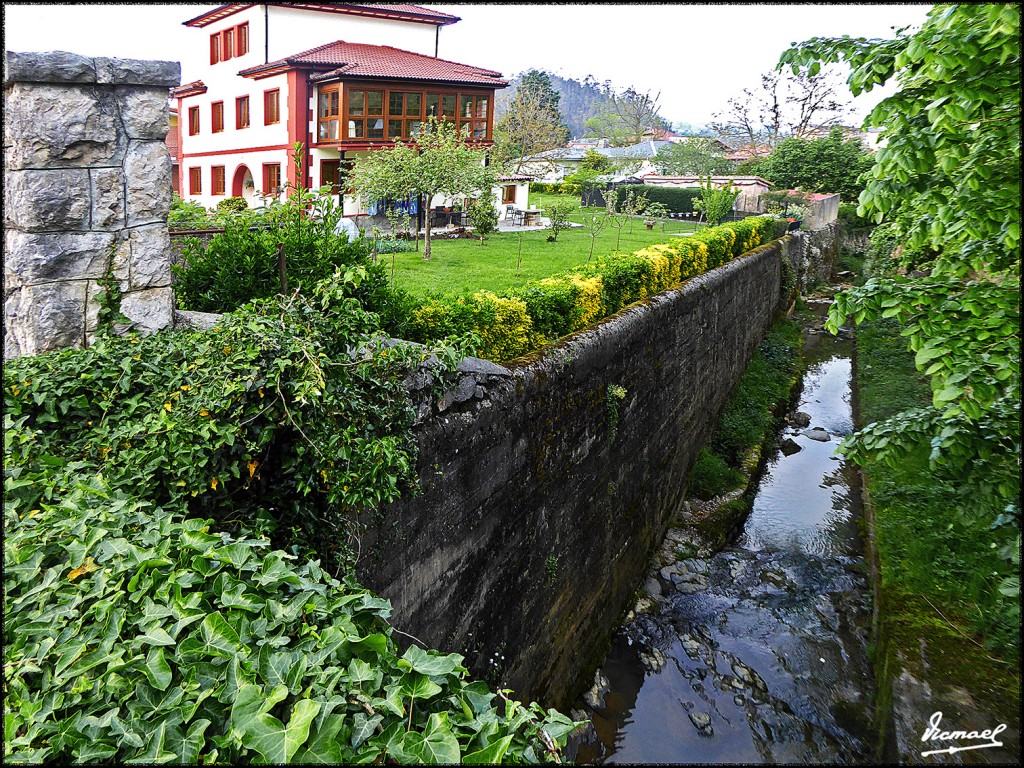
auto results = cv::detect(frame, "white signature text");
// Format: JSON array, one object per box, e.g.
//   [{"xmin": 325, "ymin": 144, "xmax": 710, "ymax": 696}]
[{"xmin": 920, "ymin": 711, "xmax": 1007, "ymax": 757}]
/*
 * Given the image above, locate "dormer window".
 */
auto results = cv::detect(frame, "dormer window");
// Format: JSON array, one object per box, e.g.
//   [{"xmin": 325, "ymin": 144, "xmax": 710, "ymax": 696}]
[{"xmin": 210, "ymin": 22, "xmax": 249, "ymax": 65}]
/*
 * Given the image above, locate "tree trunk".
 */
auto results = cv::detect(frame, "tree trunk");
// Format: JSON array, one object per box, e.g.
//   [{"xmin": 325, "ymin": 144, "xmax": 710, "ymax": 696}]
[{"xmin": 423, "ymin": 216, "xmax": 432, "ymax": 260}]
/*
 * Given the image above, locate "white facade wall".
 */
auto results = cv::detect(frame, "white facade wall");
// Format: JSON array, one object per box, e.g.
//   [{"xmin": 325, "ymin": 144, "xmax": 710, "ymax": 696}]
[{"xmin": 265, "ymin": 7, "xmax": 438, "ymax": 59}]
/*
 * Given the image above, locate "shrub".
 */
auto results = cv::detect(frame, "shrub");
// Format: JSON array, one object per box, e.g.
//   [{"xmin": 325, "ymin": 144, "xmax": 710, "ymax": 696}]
[
  {"xmin": 215, "ymin": 195, "xmax": 250, "ymax": 216},
  {"xmin": 692, "ymin": 226, "xmax": 736, "ymax": 270},
  {"xmin": 168, "ymin": 194, "xmax": 212, "ymax": 230},
  {"xmin": 408, "ymin": 292, "xmax": 536, "ymax": 362},
  {"xmin": 614, "ymin": 185, "xmax": 702, "ymax": 213},
  {"xmin": 467, "ymin": 198, "xmax": 499, "ymax": 242},
  {"xmin": 529, "ymin": 182, "xmax": 563, "ymax": 194},
  {"xmin": 688, "ymin": 447, "xmax": 746, "ymax": 500}
]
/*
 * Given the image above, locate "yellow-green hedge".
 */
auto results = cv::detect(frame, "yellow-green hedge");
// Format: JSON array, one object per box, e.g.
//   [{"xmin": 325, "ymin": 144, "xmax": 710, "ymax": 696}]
[{"xmin": 409, "ymin": 215, "xmax": 779, "ymax": 362}]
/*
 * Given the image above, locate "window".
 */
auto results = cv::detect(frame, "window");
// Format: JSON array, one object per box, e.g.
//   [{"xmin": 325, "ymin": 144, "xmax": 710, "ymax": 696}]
[
  {"xmin": 189, "ymin": 167, "xmax": 202, "ymax": 194},
  {"xmin": 212, "ymin": 101, "xmax": 224, "ymax": 133},
  {"xmin": 236, "ymin": 96, "xmax": 250, "ymax": 129},
  {"xmin": 317, "ymin": 85, "xmax": 341, "ymax": 141},
  {"xmin": 346, "ymin": 89, "xmax": 384, "ymax": 140},
  {"xmin": 188, "ymin": 106, "xmax": 200, "ymax": 135},
  {"xmin": 223, "ymin": 28, "xmax": 235, "ymax": 61},
  {"xmin": 237, "ymin": 23, "xmax": 249, "ymax": 56},
  {"xmin": 321, "ymin": 160, "xmax": 341, "ymax": 194},
  {"xmin": 211, "ymin": 23, "xmax": 247, "ymax": 64},
  {"xmin": 458, "ymin": 94, "xmax": 489, "ymax": 139},
  {"xmin": 263, "ymin": 163, "xmax": 281, "ymax": 195},
  {"xmin": 502, "ymin": 185, "xmax": 516, "ymax": 204},
  {"xmin": 264, "ymin": 89, "xmax": 280, "ymax": 125},
  {"xmin": 211, "ymin": 166, "xmax": 225, "ymax": 196}
]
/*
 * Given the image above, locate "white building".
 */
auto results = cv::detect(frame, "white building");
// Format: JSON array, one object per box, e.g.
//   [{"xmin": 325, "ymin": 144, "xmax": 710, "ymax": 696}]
[{"xmin": 171, "ymin": 3, "xmax": 508, "ymax": 223}]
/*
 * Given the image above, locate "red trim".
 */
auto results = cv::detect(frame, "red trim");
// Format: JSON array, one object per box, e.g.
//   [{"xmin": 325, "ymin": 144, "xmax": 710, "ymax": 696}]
[
  {"xmin": 181, "ymin": 143, "xmax": 292, "ymax": 159},
  {"xmin": 231, "ymin": 165, "xmax": 250, "ymax": 197},
  {"xmin": 172, "ymin": 81, "xmax": 208, "ymax": 98},
  {"xmin": 184, "ymin": 3, "xmax": 458, "ymax": 28},
  {"xmin": 286, "ymin": 70, "xmax": 310, "ymax": 191}
]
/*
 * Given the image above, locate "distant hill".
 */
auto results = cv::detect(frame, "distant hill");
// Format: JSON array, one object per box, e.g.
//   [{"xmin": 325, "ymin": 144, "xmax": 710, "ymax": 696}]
[{"xmin": 496, "ymin": 72, "xmax": 621, "ymax": 140}]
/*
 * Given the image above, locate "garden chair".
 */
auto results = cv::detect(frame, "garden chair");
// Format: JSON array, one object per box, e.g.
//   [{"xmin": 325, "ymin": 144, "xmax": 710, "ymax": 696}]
[{"xmin": 504, "ymin": 204, "xmax": 516, "ymax": 220}]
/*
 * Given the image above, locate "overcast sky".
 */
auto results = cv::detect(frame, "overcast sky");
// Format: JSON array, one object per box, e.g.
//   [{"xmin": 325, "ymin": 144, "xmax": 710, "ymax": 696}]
[{"xmin": 4, "ymin": 2, "xmax": 932, "ymax": 128}]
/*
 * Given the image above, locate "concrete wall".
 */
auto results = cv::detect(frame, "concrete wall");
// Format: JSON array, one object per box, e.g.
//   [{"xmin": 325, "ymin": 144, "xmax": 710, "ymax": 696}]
[
  {"xmin": 803, "ymin": 193, "xmax": 840, "ymax": 231},
  {"xmin": 4, "ymin": 51, "xmax": 180, "ymax": 358},
  {"xmin": 356, "ymin": 235, "xmax": 809, "ymax": 710}
]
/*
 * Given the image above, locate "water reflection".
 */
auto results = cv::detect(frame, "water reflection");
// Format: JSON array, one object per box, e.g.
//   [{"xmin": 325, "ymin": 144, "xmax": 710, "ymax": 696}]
[{"xmin": 579, "ymin": 329, "xmax": 874, "ymax": 764}]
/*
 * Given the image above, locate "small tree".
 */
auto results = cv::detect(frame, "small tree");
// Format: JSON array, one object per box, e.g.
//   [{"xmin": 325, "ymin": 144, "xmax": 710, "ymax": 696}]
[
  {"xmin": 545, "ymin": 201, "xmax": 574, "ymax": 242},
  {"xmin": 608, "ymin": 211, "xmax": 627, "ymax": 252},
  {"xmin": 349, "ymin": 118, "xmax": 494, "ymax": 261},
  {"xmin": 582, "ymin": 213, "xmax": 608, "ymax": 262},
  {"xmin": 694, "ymin": 178, "xmax": 740, "ymax": 226},
  {"xmin": 467, "ymin": 198, "xmax": 498, "ymax": 244},
  {"xmin": 644, "ymin": 201, "xmax": 669, "ymax": 231},
  {"xmin": 621, "ymin": 189, "xmax": 648, "ymax": 233}
]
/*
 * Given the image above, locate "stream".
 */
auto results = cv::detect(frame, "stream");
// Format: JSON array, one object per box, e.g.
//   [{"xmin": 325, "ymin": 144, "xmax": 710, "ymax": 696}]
[{"xmin": 576, "ymin": 304, "xmax": 876, "ymax": 764}]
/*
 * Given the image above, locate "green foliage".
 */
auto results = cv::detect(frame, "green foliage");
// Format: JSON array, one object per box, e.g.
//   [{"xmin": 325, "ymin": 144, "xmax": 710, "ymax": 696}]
[
  {"xmin": 687, "ymin": 448, "xmax": 746, "ymax": 500},
  {"xmin": 856, "ymin": 318, "xmax": 1019, "ymax": 659},
  {"xmin": 216, "ymin": 196, "xmax": 250, "ymax": 215},
  {"xmin": 467, "ymin": 198, "xmax": 499, "ymax": 243},
  {"xmin": 694, "ymin": 178, "xmax": 740, "ymax": 227},
  {"xmin": 168, "ymin": 194, "xmax": 212, "ymax": 230},
  {"xmin": 780, "ymin": 3, "xmax": 1021, "ymax": 275},
  {"xmin": 544, "ymin": 201, "xmax": 574, "ymax": 242},
  {"xmin": 711, "ymin": 320, "xmax": 802, "ymax": 465},
  {"xmin": 606, "ymin": 384, "xmax": 627, "ymax": 440},
  {"xmin": 528, "ymin": 182, "xmax": 563, "ymax": 195},
  {"xmin": 751, "ymin": 128, "xmax": 875, "ymax": 202},
  {"xmin": 615, "ymin": 185, "xmax": 703, "ymax": 214},
  {"xmin": 4, "ymin": 273, "xmax": 579, "ymax": 763},
  {"xmin": 838, "ymin": 201, "xmax": 874, "ymax": 230}
]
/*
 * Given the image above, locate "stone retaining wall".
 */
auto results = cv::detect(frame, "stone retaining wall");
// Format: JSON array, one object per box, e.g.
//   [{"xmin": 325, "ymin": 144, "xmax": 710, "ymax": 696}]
[
  {"xmin": 356, "ymin": 236, "xmax": 807, "ymax": 710},
  {"xmin": 4, "ymin": 51, "xmax": 180, "ymax": 358}
]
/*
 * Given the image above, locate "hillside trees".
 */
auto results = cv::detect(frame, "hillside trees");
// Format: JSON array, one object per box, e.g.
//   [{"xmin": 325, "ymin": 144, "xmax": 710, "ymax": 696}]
[
  {"xmin": 781, "ymin": 4, "xmax": 1020, "ymax": 566},
  {"xmin": 585, "ymin": 85, "xmax": 669, "ymax": 146},
  {"xmin": 350, "ymin": 118, "xmax": 495, "ymax": 261}
]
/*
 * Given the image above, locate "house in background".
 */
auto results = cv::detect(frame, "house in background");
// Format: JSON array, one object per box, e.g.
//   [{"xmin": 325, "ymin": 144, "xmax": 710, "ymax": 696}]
[
  {"xmin": 170, "ymin": 3, "xmax": 507, "ymax": 221},
  {"xmin": 166, "ymin": 104, "xmax": 180, "ymax": 195},
  {"xmin": 520, "ymin": 140, "xmax": 673, "ymax": 182}
]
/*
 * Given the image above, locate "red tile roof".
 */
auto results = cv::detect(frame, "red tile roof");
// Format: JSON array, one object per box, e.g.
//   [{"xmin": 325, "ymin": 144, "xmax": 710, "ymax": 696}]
[
  {"xmin": 184, "ymin": 3, "xmax": 459, "ymax": 28},
  {"xmin": 239, "ymin": 40, "xmax": 507, "ymax": 87}
]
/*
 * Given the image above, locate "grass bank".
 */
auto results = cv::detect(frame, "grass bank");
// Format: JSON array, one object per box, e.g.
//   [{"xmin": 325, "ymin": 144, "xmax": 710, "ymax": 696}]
[
  {"xmin": 855, "ymin": 318, "xmax": 1020, "ymax": 755},
  {"xmin": 390, "ymin": 218, "xmax": 701, "ymax": 297}
]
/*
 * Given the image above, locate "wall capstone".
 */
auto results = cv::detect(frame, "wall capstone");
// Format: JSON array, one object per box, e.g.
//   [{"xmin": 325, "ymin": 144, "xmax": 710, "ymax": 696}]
[{"xmin": 4, "ymin": 50, "xmax": 180, "ymax": 358}]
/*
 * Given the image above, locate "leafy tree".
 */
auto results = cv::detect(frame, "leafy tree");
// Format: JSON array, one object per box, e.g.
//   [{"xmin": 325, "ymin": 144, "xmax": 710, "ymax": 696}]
[
  {"xmin": 544, "ymin": 202, "xmax": 574, "ymax": 242},
  {"xmin": 654, "ymin": 137, "xmax": 734, "ymax": 176},
  {"xmin": 561, "ymin": 150, "xmax": 615, "ymax": 206},
  {"xmin": 782, "ymin": 5, "xmax": 1020, "ymax": 543},
  {"xmin": 493, "ymin": 70, "xmax": 571, "ymax": 172},
  {"xmin": 694, "ymin": 178, "xmax": 739, "ymax": 226},
  {"xmin": 585, "ymin": 85, "xmax": 668, "ymax": 146},
  {"xmin": 712, "ymin": 68, "xmax": 850, "ymax": 152},
  {"xmin": 746, "ymin": 127, "xmax": 875, "ymax": 201},
  {"xmin": 467, "ymin": 198, "xmax": 498, "ymax": 244},
  {"xmin": 349, "ymin": 118, "xmax": 495, "ymax": 261}
]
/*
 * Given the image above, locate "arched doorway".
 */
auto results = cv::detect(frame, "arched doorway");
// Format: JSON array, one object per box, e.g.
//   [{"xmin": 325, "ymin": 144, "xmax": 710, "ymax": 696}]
[{"xmin": 231, "ymin": 165, "xmax": 255, "ymax": 206}]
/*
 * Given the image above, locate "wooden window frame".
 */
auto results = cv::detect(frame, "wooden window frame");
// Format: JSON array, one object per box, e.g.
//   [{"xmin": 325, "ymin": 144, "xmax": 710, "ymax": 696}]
[
  {"xmin": 264, "ymin": 88, "xmax": 280, "ymax": 125},
  {"xmin": 237, "ymin": 22, "xmax": 249, "ymax": 56},
  {"xmin": 189, "ymin": 167, "xmax": 202, "ymax": 194},
  {"xmin": 211, "ymin": 22, "xmax": 248, "ymax": 64},
  {"xmin": 211, "ymin": 165, "xmax": 226, "ymax": 196},
  {"xmin": 317, "ymin": 84, "xmax": 342, "ymax": 142},
  {"xmin": 262, "ymin": 163, "xmax": 281, "ymax": 195},
  {"xmin": 188, "ymin": 106, "xmax": 200, "ymax": 136},
  {"xmin": 211, "ymin": 101, "xmax": 224, "ymax": 133},
  {"xmin": 236, "ymin": 95, "xmax": 250, "ymax": 129},
  {"xmin": 502, "ymin": 185, "xmax": 516, "ymax": 204},
  {"xmin": 222, "ymin": 28, "xmax": 235, "ymax": 61},
  {"xmin": 210, "ymin": 34, "xmax": 221, "ymax": 64},
  {"xmin": 323, "ymin": 82, "xmax": 494, "ymax": 145}
]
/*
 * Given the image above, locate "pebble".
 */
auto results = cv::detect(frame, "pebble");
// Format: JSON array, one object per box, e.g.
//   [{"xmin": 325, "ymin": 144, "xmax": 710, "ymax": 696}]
[
  {"xmin": 804, "ymin": 428, "xmax": 831, "ymax": 442},
  {"xmin": 688, "ymin": 711, "xmax": 713, "ymax": 735}
]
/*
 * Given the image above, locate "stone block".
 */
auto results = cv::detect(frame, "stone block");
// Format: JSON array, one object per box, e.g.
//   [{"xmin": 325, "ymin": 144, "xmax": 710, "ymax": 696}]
[
  {"xmin": 117, "ymin": 86, "xmax": 171, "ymax": 140},
  {"xmin": 126, "ymin": 224, "xmax": 172, "ymax": 289},
  {"xmin": 124, "ymin": 141, "xmax": 171, "ymax": 226},
  {"xmin": 3, "ymin": 50, "xmax": 96, "ymax": 85},
  {"xmin": 4, "ymin": 281, "xmax": 87, "ymax": 357},
  {"xmin": 5, "ymin": 168, "xmax": 91, "ymax": 231},
  {"xmin": 94, "ymin": 57, "xmax": 180, "ymax": 88},
  {"xmin": 90, "ymin": 167, "xmax": 125, "ymax": 229},
  {"xmin": 6, "ymin": 230, "xmax": 116, "ymax": 285},
  {"xmin": 119, "ymin": 286, "xmax": 173, "ymax": 334},
  {"xmin": 112, "ymin": 232, "xmax": 131, "ymax": 284},
  {"xmin": 4, "ymin": 83, "xmax": 123, "ymax": 169}
]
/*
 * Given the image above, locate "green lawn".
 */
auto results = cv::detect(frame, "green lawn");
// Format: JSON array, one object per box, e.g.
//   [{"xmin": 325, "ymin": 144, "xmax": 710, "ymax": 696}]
[{"xmin": 389, "ymin": 215, "xmax": 702, "ymax": 297}]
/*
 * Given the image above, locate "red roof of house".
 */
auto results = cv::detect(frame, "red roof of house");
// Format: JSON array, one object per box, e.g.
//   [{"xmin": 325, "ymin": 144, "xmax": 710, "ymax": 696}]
[
  {"xmin": 184, "ymin": 3, "xmax": 459, "ymax": 28},
  {"xmin": 239, "ymin": 40, "xmax": 507, "ymax": 87}
]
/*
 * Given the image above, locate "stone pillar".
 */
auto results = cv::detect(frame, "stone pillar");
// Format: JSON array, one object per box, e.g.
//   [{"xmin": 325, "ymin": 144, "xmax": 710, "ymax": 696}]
[{"xmin": 4, "ymin": 51, "xmax": 180, "ymax": 358}]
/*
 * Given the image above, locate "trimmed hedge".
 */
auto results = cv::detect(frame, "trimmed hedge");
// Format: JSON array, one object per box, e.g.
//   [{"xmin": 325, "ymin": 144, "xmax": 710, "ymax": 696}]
[
  {"xmin": 614, "ymin": 185, "xmax": 703, "ymax": 214},
  {"xmin": 406, "ymin": 215, "xmax": 780, "ymax": 362},
  {"xmin": 528, "ymin": 182, "xmax": 564, "ymax": 195}
]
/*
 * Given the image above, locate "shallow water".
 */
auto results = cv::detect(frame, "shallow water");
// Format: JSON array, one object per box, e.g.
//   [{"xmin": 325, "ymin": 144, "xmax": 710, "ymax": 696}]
[{"xmin": 578, "ymin": 318, "xmax": 875, "ymax": 764}]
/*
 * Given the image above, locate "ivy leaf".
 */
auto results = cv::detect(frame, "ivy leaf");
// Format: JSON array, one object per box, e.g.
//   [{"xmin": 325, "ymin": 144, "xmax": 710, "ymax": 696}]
[
  {"xmin": 143, "ymin": 647, "xmax": 173, "ymax": 691},
  {"xmin": 463, "ymin": 734, "xmax": 514, "ymax": 764},
  {"xmin": 398, "ymin": 644, "xmax": 463, "ymax": 677},
  {"xmin": 239, "ymin": 698, "xmax": 321, "ymax": 764}
]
